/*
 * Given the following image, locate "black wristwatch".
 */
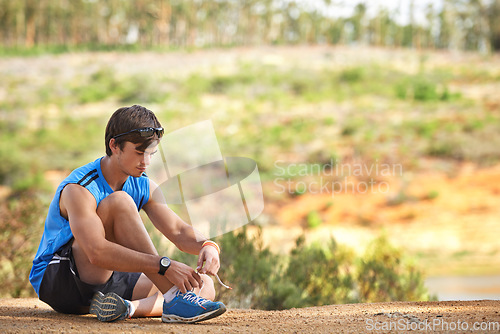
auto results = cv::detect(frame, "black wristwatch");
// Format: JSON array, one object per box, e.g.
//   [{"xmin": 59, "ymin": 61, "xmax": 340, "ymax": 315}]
[{"xmin": 158, "ymin": 256, "xmax": 171, "ymax": 275}]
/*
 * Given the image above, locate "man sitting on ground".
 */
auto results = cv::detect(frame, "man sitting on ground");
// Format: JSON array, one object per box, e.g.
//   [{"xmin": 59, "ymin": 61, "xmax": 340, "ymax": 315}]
[{"xmin": 30, "ymin": 105, "xmax": 226, "ymax": 323}]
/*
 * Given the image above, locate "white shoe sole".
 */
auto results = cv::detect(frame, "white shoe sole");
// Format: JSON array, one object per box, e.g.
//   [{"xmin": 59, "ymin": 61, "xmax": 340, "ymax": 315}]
[
  {"xmin": 89, "ymin": 291, "xmax": 128, "ymax": 322},
  {"xmin": 161, "ymin": 305, "xmax": 226, "ymax": 323}
]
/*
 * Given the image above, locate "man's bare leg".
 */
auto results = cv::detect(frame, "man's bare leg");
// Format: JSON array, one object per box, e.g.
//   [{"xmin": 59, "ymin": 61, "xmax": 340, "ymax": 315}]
[
  {"xmin": 71, "ymin": 191, "xmax": 216, "ymax": 317},
  {"xmin": 130, "ymin": 273, "xmax": 215, "ymax": 317}
]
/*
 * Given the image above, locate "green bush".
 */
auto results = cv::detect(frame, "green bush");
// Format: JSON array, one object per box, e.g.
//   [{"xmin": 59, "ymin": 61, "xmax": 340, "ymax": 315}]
[
  {"xmin": 413, "ymin": 78, "xmax": 439, "ymax": 101},
  {"xmin": 339, "ymin": 67, "xmax": 364, "ymax": 83},
  {"xmin": 280, "ymin": 236, "xmax": 356, "ymax": 308},
  {"xmin": 357, "ymin": 235, "xmax": 432, "ymax": 302},
  {"xmin": 0, "ymin": 139, "xmax": 29, "ymax": 187},
  {"xmin": 116, "ymin": 75, "xmax": 169, "ymax": 104},
  {"xmin": 73, "ymin": 67, "xmax": 118, "ymax": 103},
  {"xmin": 209, "ymin": 76, "xmax": 236, "ymax": 94},
  {"xmin": 168, "ymin": 227, "xmax": 282, "ymax": 309},
  {"xmin": 306, "ymin": 210, "xmax": 323, "ymax": 228},
  {"xmin": 168, "ymin": 227, "xmax": 433, "ymax": 310},
  {"xmin": 0, "ymin": 191, "xmax": 46, "ymax": 298},
  {"xmin": 395, "ymin": 75, "xmax": 460, "ymax": 102},
  {"xmin": 341, "ymin": 117, "xmax": 365, "ymax": 137}
]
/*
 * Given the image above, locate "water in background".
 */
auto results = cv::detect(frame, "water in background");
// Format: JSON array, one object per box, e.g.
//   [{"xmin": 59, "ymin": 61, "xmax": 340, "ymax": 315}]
[{"xmin": 425, "ymin": 276, "xmax": 500, "ymax": 301}]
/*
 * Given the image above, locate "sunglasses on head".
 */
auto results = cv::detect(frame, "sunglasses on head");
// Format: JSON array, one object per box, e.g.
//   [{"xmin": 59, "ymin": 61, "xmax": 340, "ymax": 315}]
[{"xmin": 113, "ymin": 127, "xmax": 164, "ymax": 139}]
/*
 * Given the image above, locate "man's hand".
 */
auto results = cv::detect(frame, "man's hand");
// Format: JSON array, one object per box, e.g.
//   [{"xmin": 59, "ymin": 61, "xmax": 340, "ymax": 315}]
[
  {"xmin": 196, "ymin": 245, "xmax": 220, "ymax": 276},
  {"xmin": 164, "ymin": 260, "xmax": 203, "ymax": 293}
]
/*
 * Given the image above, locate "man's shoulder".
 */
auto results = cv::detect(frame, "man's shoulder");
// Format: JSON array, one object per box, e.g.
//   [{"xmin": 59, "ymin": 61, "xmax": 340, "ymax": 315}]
[
  {"xmin": 57, "ymin": 158, "xmax": 102, "ymax": 201},
  {"xmin": 70, "ymin": 158, "xmax": 100, "ymax": 176},
  {"xmin": 64, "ymin": 158, "xmax": 101, "ymax": 184},
  {"xmin": 61, "ymin": 183, "xmax": 95, "ymax": 200}
]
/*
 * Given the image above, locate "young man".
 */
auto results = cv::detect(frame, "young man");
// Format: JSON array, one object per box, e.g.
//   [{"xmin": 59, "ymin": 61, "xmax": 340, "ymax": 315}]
[{"xmin": 29, "ymin": 105, "xmax": 226, "ymax": 323}]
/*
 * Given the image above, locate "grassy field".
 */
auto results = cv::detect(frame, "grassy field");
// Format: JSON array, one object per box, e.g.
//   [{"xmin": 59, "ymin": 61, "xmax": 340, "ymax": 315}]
[{"xmin": 1, "ymin": 46, "xmax": 500, "ymax": 300}]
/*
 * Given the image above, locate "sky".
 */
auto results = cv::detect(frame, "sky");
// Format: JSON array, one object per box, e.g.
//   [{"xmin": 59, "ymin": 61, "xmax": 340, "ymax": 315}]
[{"xmin": 309, "ymin": 0, "xmax": 445, "ymax": 25}]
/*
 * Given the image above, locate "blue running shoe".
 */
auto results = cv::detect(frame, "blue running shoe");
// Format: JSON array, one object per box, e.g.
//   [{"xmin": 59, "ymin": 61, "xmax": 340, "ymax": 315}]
[
  {"xmin": 89, "ymin": 291, "xmax": 131, "ymax": 322},
  {"xmin": 162, "ymin": 291, "xmax": 226, "ymax": 323}
]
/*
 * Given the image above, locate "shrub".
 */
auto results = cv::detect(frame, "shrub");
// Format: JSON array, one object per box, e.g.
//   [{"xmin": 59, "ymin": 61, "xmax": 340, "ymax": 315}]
[
  {"xmin": 341, "ymin": 117, "xmax": 365, "ymax": 137},
  {"xmin": 166, "ymin": 227, "xmax": 282, "ymax": 309},
  {"xmin": 281, "ymin": 236, "xmax": 356, "ymax": 308},
  {"xmin": 116, "ymin": 75, "xmax": 169, "ymax": 104},
  {"xmin": 306, "ymin": 210, "xmax": 323, "ymax": 228},
  {"xmin": 356, "ymin": 235, "xmax": 433, "ymax": 302},
  {"xmin": 395, "ymin": 75, "xmax": 460, "ymax": 102},
  {"xmin": 339, "ymin": 67, "xmax": 364, "ymax": 83},
  {"xmin": 167, "ymin": 227, "xmax": 432, "ymax": 310},
  {"xmin": 209, "ymin": 76, "xmax": 235, "ymax": 94},
  {"xmin": 413, "ymin": 78, "xmax": 439, "ymax": 101},
  {"xmin": 73, "ymin": 67, "xmax": 118, "ymax": 103},
  {"xmin": 0, "ymin": 191, "xmax": 46, "ymax": 298}
]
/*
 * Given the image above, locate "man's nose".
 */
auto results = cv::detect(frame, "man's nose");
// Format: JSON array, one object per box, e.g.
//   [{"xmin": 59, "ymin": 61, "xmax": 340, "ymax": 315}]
[{"xmin": 143, "ymin": 153, "xmax": 151, "ymax": 166}]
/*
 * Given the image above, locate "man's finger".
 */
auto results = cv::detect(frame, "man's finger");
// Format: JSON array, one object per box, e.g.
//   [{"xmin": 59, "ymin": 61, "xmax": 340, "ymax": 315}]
[
  {"xmin": 193, "ymin": 270, "xmax": 203, "ymax": 285},
  {"xmin": 185, "ymin": 280, "xmax": 193, "ymax": 292},
  {"xmin": 196, "ymin": 256, "xmax": 204, "ymax": 270}
]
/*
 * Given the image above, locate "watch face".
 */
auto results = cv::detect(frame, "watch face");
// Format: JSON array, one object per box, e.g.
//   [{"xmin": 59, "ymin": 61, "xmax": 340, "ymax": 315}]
[{"xmin": 161, "ymin": 257, "xmax": 170, "ymax": 267}]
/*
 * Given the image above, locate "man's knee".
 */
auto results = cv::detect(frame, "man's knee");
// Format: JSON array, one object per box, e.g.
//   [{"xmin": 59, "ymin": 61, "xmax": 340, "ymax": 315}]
[
  {"xmin": 98, "ymin": 191, "xmax": 137, "ymax": 212},
  {"xmin": 199, "ymin": 274, "xmax": 216, "ymax": 301},
  {"xmin": 96, "ymin": 191, "xmax": 140, "ymax": 228},
  {"xmin": 103, "ymin": 190, "xmax": 136, "ymax": 204}
]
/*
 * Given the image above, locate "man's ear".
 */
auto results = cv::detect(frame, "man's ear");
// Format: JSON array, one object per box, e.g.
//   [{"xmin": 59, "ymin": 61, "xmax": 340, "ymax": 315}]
[{"xmin": 109, "ymin": 138, "xmax": 119, "ymax": 155}]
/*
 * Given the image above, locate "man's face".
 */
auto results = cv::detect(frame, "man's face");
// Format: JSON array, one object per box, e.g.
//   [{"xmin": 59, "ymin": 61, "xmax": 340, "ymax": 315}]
[{"xmin": 115, "ymin": 141, "xmax": 158, "ymax": 177}]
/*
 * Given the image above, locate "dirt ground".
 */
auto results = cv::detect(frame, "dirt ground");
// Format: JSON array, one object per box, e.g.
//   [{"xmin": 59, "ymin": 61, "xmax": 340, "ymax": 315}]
[{"xmin": 1, "ymin": 298, "xmax": 499, "ymax": 333}]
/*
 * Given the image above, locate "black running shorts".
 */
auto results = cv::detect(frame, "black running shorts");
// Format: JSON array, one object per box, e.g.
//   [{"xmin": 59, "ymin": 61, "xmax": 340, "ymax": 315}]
[{"xmin": 38, "ymin": 239, "xmax": 141, "ymax": 314}]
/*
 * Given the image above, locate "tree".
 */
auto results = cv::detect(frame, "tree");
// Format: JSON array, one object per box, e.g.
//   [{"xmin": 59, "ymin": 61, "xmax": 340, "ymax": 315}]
[
  {"xmin": 351, "ymin": 3, "xmax": 367, "ymax": 44},
  {"xmin": 488, "ymin": 0, "xmax": 500, "ymax": 51},
  {"xmin": 0, "ymin": 0, "xmax": 498, "ymax": 52},
  {"xmin": 437, "ymin": 1, "xmax": 452, "ymax": 49}
]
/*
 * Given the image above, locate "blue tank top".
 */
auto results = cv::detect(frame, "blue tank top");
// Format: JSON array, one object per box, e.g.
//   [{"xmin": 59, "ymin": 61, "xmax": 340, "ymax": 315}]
[{"xmin": 29, "ymin": 157, "xmax": 150, "ymax": 295}]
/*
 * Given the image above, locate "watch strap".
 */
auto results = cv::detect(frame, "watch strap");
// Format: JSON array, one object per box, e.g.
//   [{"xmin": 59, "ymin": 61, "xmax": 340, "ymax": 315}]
[{"xmin": 158, "ymin": 256, "xmax": 170, "ymax": 275}]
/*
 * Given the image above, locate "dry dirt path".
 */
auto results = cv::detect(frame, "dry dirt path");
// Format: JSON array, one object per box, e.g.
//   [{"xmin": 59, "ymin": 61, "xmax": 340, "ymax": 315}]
[{"xmin": 1, "ymin": 298, "xmax": 499, "ymax": 333}]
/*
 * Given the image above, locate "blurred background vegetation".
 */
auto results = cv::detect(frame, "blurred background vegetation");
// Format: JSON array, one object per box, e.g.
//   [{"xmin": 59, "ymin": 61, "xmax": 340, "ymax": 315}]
[
  {"xmin": 1, "ymin": 0, "xmax": 500, "ymax": 308},
  {"xmin": 0, "ymin": 0, "xmax": 499, "ymax": 53}
]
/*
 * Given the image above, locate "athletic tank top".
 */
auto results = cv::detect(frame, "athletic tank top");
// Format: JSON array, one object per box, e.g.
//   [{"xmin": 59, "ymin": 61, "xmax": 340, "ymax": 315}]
[{"xmin": 29, "ymin": 157, "xmax": 150, "ymax": 295}]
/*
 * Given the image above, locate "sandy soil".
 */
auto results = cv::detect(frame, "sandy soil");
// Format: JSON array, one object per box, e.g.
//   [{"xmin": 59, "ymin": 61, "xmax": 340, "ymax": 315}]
[{"xmin": 1, "ymin": 298, "xmax": 499, "ymax": 333}]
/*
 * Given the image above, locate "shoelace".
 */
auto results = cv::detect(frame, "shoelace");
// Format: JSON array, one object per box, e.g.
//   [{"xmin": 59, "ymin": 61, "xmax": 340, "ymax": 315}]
[
  {"xmin": 214, "ymin": 273, "xmax": 232, "ymax": 290},
  {"xmin": 178, "ymin": 273, "xmax": 232, "ymax": 308},
  {"xmin": 196, "ymin": 269, "xmax": 232, "ymax": 290},
  {"xmin": 183, "ymin": 290, "xmax": 210, "ymax": 308}
]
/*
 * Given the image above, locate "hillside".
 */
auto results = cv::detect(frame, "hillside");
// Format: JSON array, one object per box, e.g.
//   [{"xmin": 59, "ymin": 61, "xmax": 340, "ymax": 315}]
[{"xmin": 2, "ymin": 46, "xmax": 500, "ymax": 302}]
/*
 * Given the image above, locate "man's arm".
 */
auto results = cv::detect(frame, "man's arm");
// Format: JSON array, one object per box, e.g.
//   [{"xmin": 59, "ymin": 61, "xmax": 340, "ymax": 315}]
[
  {"xmin": 61, "ymin": 184, "xmax": 160, "ymax": 274},
  {"xmin": 142, "ymin": 180, "xmax": 220, "ymax": 275}
]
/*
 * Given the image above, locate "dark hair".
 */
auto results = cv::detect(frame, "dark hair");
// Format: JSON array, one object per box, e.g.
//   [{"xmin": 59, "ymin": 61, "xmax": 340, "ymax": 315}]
[{"xmin": 105, "ymin": 105, "xmax": 163, "ymax": 156}]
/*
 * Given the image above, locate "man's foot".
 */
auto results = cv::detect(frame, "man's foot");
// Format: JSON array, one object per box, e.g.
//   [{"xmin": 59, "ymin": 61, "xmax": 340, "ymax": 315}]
[
  {"xmin": 162, "ymin": 291, "xmax": 226, "ymax": 323},
  {"xmin": 89, "ymin": 291, "xmax": 131, "ymax": 322}
]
